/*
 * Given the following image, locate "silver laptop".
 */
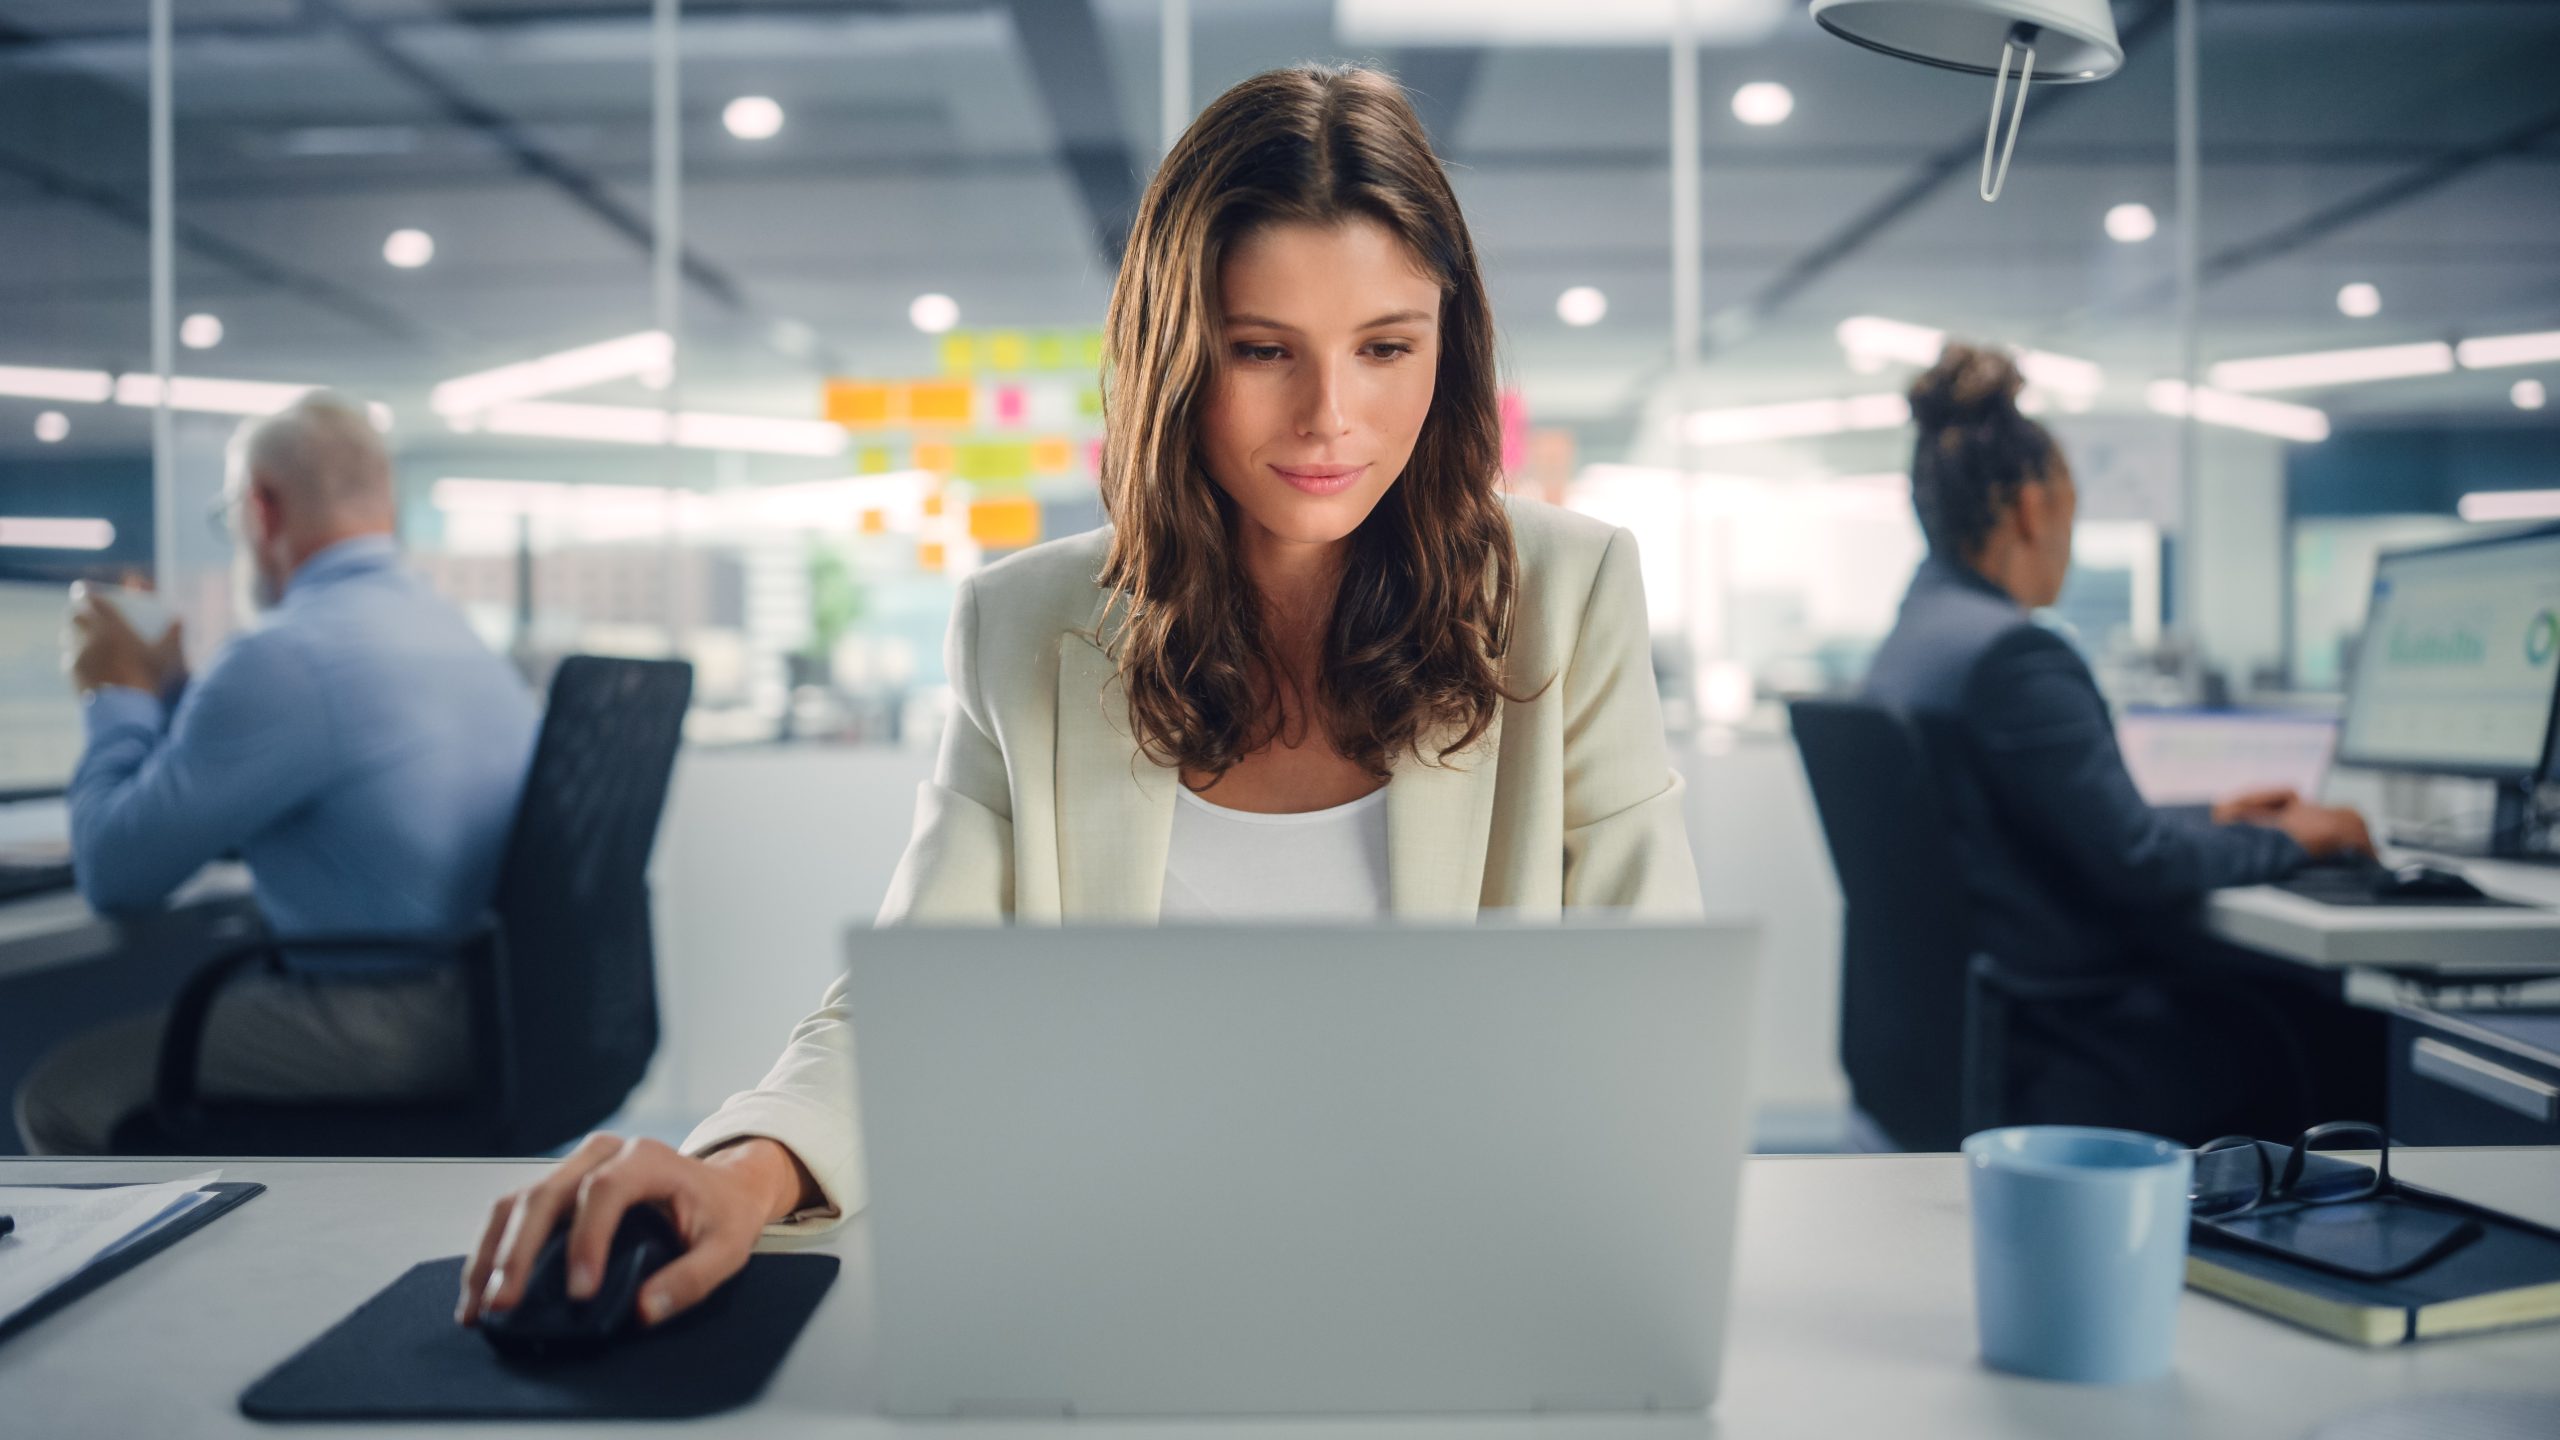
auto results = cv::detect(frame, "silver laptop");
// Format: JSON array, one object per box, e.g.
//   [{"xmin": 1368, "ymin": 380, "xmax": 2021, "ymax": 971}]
[{"xmin": 844, "ymin": 921, "xmax": 1760, "ymax": 1418}]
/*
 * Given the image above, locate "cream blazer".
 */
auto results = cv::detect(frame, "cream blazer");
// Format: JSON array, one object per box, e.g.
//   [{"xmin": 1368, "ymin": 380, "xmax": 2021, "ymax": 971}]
[{"xmin": 680, "ymin": 496, "xmax": 1703, "ymax": 1230}]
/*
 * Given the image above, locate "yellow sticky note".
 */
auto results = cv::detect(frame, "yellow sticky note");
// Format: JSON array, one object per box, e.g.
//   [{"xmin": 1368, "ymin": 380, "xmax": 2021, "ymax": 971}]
[
  {"xmin": 857, "ymin": 445, "xmax": 893, "ymax": 475},
  {"xmin": 1032, "ymin": 333, "xmax": 1068, "ymax": 371},
  {"xmin": 940, "ymin": 334, "xmax": 976, "ymax": 375},
  {"xmin": 906, "ymin": 381, "xmax": 974, "ymax": 428},
  {"xmin": 1077, "ymin": 386, "xmax": 1104, "ymax": 420},
  {"xmin": 956, "ymin": 441, "xmax": 1033, "ymax": 484},
  {"xmin": 987, "ymin": 332, "xmax": 1030, "ymax": 373},
  {"xmin": 824, "ymin": 381, "xmax": 892, "ymax": 429},
  {"xmin": 967, "ymin": 496, "xmax": 1042, "ymax": 549}
]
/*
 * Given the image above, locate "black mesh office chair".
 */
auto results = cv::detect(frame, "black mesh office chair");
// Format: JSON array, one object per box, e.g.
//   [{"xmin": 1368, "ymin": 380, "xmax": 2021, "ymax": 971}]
[
  {"xmin": 1790, "ymin": 697, "xmax": 2313, "ymax": 1150},
  {"xmin": 1788, "ymin": 698, "xmax": 1980, "ymax": 1150},
  {"xmin": 109, "ymin": 656, "xmax": 693, "ymax": 1157}
]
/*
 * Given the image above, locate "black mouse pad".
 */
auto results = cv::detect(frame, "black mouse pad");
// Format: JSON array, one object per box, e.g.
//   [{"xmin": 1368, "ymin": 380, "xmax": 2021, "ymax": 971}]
[{"xmin": 239, "ymin": 1253, "xmax": 838, "ymax": 1422}]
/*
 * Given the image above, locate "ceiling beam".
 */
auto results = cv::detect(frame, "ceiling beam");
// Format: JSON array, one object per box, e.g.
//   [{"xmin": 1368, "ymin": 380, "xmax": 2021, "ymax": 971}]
[
  {"xmin": 0, "ymin": 50, "xmax": 430, "ymax": 346},
  {"xmin": 1000, "ymin": 0, "xmax": 1140, "ymax": 269},
  {"xmin": 2200, "ymin": 98, "xmax": 2560, "ymax": 284},
  {"xmin": 309, "ymin": 0, "xmax": 752, "ymax": 314}
]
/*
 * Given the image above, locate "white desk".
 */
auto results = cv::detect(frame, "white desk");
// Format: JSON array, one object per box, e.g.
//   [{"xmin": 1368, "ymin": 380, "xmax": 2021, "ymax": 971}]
[
  {"xmin": 5, "ymin": 1149, "xmax": 2557, "ymax": 1438},
  {"xmin": 2206, "ymin": 852, "xmax": 2560, "ymax": 972}
]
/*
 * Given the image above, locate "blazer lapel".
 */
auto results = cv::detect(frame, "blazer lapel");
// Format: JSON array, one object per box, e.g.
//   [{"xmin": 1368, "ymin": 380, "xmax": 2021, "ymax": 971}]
[
  {"xmin": 1054, "ymin": 608, "xmax": 1176, "ymax": 922},
  {"xmin": 1385, "ymin": 705, "xmax": 1503, "ymax": 920}
]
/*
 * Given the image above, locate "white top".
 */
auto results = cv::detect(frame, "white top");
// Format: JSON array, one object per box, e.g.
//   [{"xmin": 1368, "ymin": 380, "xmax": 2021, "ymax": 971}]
[{"xmin": 1159, "ymin": 784, "xmax": 1390, "ymax": 921}]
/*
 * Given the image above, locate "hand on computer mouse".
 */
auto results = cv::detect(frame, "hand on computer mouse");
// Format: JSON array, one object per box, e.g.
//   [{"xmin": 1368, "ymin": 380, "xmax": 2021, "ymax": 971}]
[
  {"xmin": 457, "ymin": 1133, "xmax": 814, "ymax": 1330},
  {"xmin": 2271, "ymin": 800, "xmax": 2376, "ymax": 861}
]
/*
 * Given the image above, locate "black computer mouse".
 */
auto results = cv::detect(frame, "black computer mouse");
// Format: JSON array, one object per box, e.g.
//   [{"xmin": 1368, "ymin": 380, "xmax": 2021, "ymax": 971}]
[
  {"xmin": 478, "ymin": 1203, "xmax": 685, "ymax": 1361},
  {"xmin": 2372, "ymin": 863, "xmax": 2487, "ymax": 901}
]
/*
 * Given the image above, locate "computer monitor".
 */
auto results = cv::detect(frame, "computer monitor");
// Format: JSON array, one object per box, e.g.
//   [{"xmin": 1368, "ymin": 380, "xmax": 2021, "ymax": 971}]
[
  {"xmin": 0, "ymin": 581, "xmax": 84, "ymax": 800},
  {"xmin": 2335, "ymin": 521, "xmax": 2560, "ymax": 858}
]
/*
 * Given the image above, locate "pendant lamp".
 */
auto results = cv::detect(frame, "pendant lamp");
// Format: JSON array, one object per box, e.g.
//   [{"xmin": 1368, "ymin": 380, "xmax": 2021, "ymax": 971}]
[{"xmin": 1808, "ymin": 0, "xmax": 2124, "ymax": 201}]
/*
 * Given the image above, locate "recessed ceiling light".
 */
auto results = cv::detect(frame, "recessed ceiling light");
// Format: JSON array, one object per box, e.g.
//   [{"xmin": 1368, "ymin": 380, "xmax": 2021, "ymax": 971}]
[
  {"xmin": 1556, "ymin": 286, "xmax": 1607, "ymax": 327},
  {"xmin": 2517, "ymin": 379, "xmax": 2549, "ymax": 412},
  {"xmin": 2104, "ymin": 202, "xmax": 2156, "ymax": 244},
  {"xmin": 180, "ymin": 313, "xmax": 223, "ymax": 349},
  {"xmin": 724, "ymin": 96, "xmax": 785, "ymax": 141},
  {"xmin": 909, "ymin": 293, "xmax": 960, "ymax": 335},
  {"xmin": 1731, "ymin": 82, "xmax": 1794, "ymax": 127},
  {"xmin": 2337, "ymin": 282, "xmax": 2381, "ymax": 319},
  {"xmin": 34, "ymin": 411, "xmax": 68, "ymax": 444},
  {"xmin": 383, "ymin": 228, "xmax": 435, "ymax": 268}
]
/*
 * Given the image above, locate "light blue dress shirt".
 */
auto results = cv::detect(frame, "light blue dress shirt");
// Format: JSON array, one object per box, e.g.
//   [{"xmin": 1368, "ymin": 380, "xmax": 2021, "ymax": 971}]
[{"xmin": 70, "ymin": 535, "xmax": 540, "ymax": 974}]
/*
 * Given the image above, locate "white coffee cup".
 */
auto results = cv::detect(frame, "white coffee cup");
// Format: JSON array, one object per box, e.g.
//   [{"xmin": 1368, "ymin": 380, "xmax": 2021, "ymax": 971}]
[{"xmin": 69, "ymin": 582, "xmax": 175, "ymax": 642}]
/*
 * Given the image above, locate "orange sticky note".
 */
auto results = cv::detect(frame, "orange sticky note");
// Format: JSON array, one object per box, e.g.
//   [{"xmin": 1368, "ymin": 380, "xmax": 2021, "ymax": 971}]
[
  {"xmin": 915, "ymin": 441, "xmax": 956, "ymax": 475},
  {"xmin": 967, "ymin": 496, "xmax": 1041, "ymax": 549},
  {"xmin": 825, "ymin": 381, "xmax": 892, "ymax": 428},
  {"xmin": 906, "ymin": 381, "xmax": 973, "ymax": 428},
  {"xmin": 1031, "ymin": 437, "xmax": 1075, "ymax": 474},
  {"xmin": 918, "ymin": 541, "xmax": 946, "ymax": 572}
]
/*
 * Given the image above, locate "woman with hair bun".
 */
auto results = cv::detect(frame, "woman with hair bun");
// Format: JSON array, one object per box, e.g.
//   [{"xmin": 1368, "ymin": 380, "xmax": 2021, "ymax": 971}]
[{"xmin": 1862, "ymin": 342, "xmax": 2377, "ymax": 1144}]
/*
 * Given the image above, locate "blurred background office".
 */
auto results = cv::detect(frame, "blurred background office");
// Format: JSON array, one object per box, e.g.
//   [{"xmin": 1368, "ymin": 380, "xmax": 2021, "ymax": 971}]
[{"xmin": 0, "ymin": 0, "xmax": 2554, "ymax": 1153}]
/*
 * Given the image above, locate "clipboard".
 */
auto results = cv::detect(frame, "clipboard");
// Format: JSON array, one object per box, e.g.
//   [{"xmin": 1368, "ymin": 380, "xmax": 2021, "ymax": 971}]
[{"xmin": 0, "ymin": 1179, "xmax": 264, "ymax": 1347}]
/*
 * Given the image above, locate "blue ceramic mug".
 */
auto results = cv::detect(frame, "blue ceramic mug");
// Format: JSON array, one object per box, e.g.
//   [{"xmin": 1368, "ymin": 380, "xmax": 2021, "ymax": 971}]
[{"xmin": 1962, "ymin": 1126, "xmax": 2193, "ymax": 1384}]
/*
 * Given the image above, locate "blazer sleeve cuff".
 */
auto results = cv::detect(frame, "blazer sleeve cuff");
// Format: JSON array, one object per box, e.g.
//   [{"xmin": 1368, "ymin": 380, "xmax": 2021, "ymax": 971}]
[{"xmin": 681, "ymin": 1093, "xmax": 868, "ymax": 1237}]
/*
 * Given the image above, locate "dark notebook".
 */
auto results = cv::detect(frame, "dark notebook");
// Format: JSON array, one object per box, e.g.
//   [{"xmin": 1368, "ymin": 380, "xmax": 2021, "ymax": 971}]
[
  {"xmin": 2188, "ymin": 1181, "xmax": 2560, "ymax": 1346},
  {"xmin": 0, "ymin": 1180, "xmax": 264, "ymax": 1348},
  {"xmin": 239, "ymin": 1253, "xmax": 839, "ymax": 1421}
]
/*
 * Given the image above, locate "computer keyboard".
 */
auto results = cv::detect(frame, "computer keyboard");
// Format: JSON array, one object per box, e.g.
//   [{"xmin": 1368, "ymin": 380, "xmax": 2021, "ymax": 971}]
[
  {"xmin": 0, "ymin": 859, "xmax": 75, "ymax": 902},
  {"xmin": 2273, "ymin": 856, "xmax": 2503, "ymax": 907}
]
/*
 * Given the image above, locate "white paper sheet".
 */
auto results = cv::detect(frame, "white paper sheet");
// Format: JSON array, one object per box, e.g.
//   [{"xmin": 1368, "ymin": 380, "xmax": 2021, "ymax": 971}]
[{"xmin": 0, "ymin": 1171, "xmax": 222, "ymax": 1329}]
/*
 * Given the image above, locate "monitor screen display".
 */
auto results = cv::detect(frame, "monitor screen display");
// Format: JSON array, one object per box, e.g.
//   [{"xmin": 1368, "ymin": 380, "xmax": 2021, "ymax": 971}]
[
  {"xmin": 0, "ymin": 581, "xmax": 84, "ymax": 798},
  {"xmin": 2335, "ymin": 524, "xmax": 2560, "ymax": 780}
]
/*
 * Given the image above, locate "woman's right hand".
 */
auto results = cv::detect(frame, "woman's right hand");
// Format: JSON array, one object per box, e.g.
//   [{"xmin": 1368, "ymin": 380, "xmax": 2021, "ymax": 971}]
[{"xmin": 456, "ymin": 1133, "xmax": 815, "ymax": 1329}]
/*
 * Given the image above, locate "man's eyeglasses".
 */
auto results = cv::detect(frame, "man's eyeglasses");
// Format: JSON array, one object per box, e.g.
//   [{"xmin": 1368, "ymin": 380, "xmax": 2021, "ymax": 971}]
[{"xmin": 207, "ymin": 489, "xmax": 244, "ymax": 541}]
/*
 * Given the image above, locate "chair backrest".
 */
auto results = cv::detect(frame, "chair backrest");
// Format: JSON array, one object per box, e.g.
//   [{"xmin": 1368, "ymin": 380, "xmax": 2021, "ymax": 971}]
[
  {"xmin": 487, "ymin": 655, "xmax": 693, "ymax": 1151},
  {"xmin": 1787, "ymin": 698, "xmax": 1977, "ymax": 1151}
]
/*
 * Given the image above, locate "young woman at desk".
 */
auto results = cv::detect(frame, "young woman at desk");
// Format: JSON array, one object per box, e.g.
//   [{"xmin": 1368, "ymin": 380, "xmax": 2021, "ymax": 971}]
[
  {"xmin": 456, "ymin": 64, "xmax": 1701, "ymax": 1332},
  {"xmin": 1861, "ymin": 345, "xmax": 2380, "ymax": 1143}
]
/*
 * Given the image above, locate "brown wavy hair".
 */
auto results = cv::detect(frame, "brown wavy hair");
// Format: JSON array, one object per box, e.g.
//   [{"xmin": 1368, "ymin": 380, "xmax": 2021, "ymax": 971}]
[{"xmin": 1095, "ymin": 63, "xmax": 1519, "ymax": 784}]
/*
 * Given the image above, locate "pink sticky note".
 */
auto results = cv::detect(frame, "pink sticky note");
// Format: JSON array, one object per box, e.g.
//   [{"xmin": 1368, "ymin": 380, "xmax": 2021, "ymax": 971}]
[
  {"xmin": 1499, "ymin": 389, "xmax": 1530, "ymax": 474},
  {"xmin": 995, "ymin": 386, "xmax": 1027, "ymax": 425}
]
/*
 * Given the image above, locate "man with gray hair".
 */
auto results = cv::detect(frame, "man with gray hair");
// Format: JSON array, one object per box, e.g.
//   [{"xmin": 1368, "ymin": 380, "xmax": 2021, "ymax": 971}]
[{"xmin": 17, "ymin": 390, "xmax": 540, "ymax": 1154}]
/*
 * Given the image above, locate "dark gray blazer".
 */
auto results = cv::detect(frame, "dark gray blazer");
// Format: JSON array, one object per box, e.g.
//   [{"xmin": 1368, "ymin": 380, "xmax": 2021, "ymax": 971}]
[
  {"xmin": 1859, "ymin": 556, "xmax": 2326, "ymax": 1136},
  {"xmin": 1862, "ymin": 556, "xmax": 2307, "ymax": 978}
]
